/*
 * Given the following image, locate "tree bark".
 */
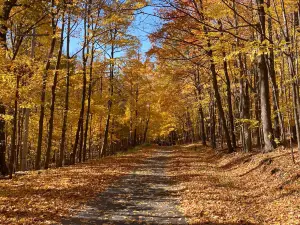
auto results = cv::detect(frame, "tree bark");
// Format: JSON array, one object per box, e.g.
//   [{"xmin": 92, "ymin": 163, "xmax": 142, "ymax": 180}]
[
  {"xmin": 100, "ymin": 29, "xmax": 116, "ymax": 157},
  {"xmin": 0, "ymin": 0, "xmax": 18, "ymax": 176},
  {"xmin": 72, "ymin": 3, "xmax": 89, "ymax": 164},
  {"xmin": 208, "ymin": 46, "xmax": 233, "ymax": 152},
  {"xmin": 195, "ymin": 68, "xmax": 206, "ymax": 146},
  {"xmin": 267, "ymin": 0, "xmax": 283, "ymax": 142},
  {"xmin": 83, "ymin": 48, "xmax": 94, "ymax": 162},
  {"xmin": 45, "ymin": 13, "xmax": 65, "ymax": 169},
  {"xmin": 9, "ymin": 75, "xmax": 20, "ymax": 178},
  {"xmin": 35, "ymin": 0, "xmax": 57, "ymax": 169},
  {"xmin": 20, "ymin": 108, "xmax": 29, "ymax": 171},
  {"xmin": 210, "ymin": 93, "xmax": 216, "ymax": 149},
  {"xmin": 280, "ymin": 0, "xmax": 300, "ymax": 151},
  {"xmin": 143, "ymin": 105, "xmax": 150, "ymax": 143},
  {"xmin": 256, "ymin": 0, "xmax": 276, "ymax": 152},
  {"xmin": 133, "ymin": 85, "xmax": 138, "ymax": 146},
  {"xmin": 223, "ymin": 53, "xmax": 236, "ymax": 149},
  {"xmin": 58, "ymin": 12, "xmax": 71, "ymax": 167}
]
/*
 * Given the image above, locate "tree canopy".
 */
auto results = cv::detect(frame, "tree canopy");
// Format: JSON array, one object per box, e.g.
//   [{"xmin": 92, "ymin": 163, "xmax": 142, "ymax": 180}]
[{"xmin": 0, "ymin": 0, "xmax": 300, "ymax": 177}]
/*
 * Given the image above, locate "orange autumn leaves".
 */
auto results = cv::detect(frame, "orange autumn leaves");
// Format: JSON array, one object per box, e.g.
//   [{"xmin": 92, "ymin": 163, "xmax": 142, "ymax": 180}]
[
  {"xmin": 0, "ymin": 148, "xmax": 153, "ymax": 224},
  {"xmin": 167, "ymin": 145, "xmax": 300, "ymax": 224}
]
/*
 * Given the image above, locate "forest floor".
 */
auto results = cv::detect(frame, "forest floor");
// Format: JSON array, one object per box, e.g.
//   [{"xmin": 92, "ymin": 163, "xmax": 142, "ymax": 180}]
[
  {"xmin": 0, "ymin": 147, "xmax": 154, "ymax": 224},
  {"xmin": 0, "ymin": 145, "xmax": 300, "ymax": 225},
  {"xmin": 63, "ymin": 148, "xmax": 186, "ymax": 225},
  {"xmin": 169, "ymin": 144, "xmax": 300, "ymax": 225}
]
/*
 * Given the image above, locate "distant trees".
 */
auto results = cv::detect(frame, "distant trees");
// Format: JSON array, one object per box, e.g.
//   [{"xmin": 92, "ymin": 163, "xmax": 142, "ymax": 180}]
[
  {"xmin": 149, "ymin": 0, "xmax": 300, "ymax": 153},
  {"xmin": 0, "ymin": 0, "xmax": 153, "ymax": 177},
  {"xmin": 2, "ymin": 0, "xmax": 300, "ymax": 178}
]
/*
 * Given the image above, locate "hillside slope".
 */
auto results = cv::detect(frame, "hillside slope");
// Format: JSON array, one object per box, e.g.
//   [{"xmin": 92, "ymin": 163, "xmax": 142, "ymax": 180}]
[{"xmin": 168, "ymin": 145, "xmax": 300, "ymax": 224}]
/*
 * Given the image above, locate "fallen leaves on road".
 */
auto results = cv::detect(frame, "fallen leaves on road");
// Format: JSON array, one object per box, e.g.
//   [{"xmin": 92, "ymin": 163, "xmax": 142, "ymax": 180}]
[
  {"xmin": 167, "ymin": 144, "xmax": 300, "ymax": 225},
  {"xmin": 0, "ymin": 148, "xmax": 153, "ymax": 225}
]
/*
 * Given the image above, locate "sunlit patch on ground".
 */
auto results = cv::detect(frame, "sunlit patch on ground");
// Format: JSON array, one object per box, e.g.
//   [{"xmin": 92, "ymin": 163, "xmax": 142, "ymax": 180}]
[
  {"xmin": 0, "ymin": 148, "xmax": 154, "ymax": 225},
  {"xmin": 63, "ymin": 148, "xmax": 186, "ymax": 225},
  {"xmin": 167, "ymin": 145, "xmax": 300, "ymax": 225}
]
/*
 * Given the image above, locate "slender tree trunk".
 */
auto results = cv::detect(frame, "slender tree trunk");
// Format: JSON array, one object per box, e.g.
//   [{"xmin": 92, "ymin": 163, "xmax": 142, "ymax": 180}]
[
  {"xmin": 195, "ymin": 68, "xmax": 206, "ymax": 146},
  {"xmin": 0, "ymin": 105, "xmax": 7, "ymax": 176},
  {"xmin": 280, "ymin": 0, "xmax": 300, "ymax": 151},
  {"xmin": 266, "ymin": 0, "xmax": 282, "ymax": 142},
  {"xmin": 133, "ymin": 85, "xmax": 138, "ymax": 146},
  {"xmin": 243, "ymin": 57, "xmax": 252, "ymax": 152},
  {"xmin": 198, "ymin": 0, "xmax": 232, "ymax": 152},
  {"xmin": 88, "ymin": 114, "xmax": 93, "ymax": 160},
  {"xmin": 83, "ymin": 45, "xmax": 94, "ymax": 162},
  {"xmin": 100, "ymin": 29, "xmax": 116, "ymax": 157},
  {"xmin": 78, "ymin": 122, "xmax": 84, "ymax": 162},
  {"xmin": 0, "ymin": 0, "xmax": 18, "ymax": 176},
  {"xmin": 129, "ymin": 83, "xmax": 133, "ymax": 146},
  {"xmin": 45, "ymin": 13, "xmax": 65, "ymax": 169},
  {"xmin": 210, "ymin": 93, "xmax": 216, "ymax": 149},
  {"xmin": 16, "ymin": 109, "xmax": 22, "ymax": 171},
  {"xmin": 223, "ymin": 53, "xmax": 236, "ymax": 149},
  {"xmin": 208, "ymin": 47, "xmax": 233, "ymax": 152},
  {"xmin": 9, "ymin": 75, "xmax": 20, "ymax": 178},
  {"xmin": 199, "ymin": 106, "xmax": 206, "ymax": 146},
  {"xmin": 101, "ymin": 103, "xmax": 111, "ymax": 157},
  {"xmin": 20, "ymin": 108, "xmax": 29, "ymax": 171},
  {"xmin": 143, "ymin": 105, "xmax": 150, "ymax": 143},
  {"xmin": 20, "ymin": 28, "xmax": 35, "ymax": 170},
  {"xmin": 58, "ymin": 12, "xmax": 71, "ymax": 167},
  {"xmin": 72, "ymin": 3, "xmax": 89, "ymax": 164},
  {"xmin": 35, "ymin": 1, "xmax": 57, "ymax": 169}
]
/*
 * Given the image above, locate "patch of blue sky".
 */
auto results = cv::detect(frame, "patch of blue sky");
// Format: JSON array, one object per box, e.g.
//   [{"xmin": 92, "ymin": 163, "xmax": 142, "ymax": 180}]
[{"xmin": 65, "ymin": 4, "xmax": 162, "ymax": 59}]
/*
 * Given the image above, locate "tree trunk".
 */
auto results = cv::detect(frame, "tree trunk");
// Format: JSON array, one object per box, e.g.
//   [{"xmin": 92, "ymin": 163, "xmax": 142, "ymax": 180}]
[
  {"xmin": 143, "ymin": 105, "xmax": 150, "ymax": 143},
  {"xmin": 199, "ymin": 106, "xmax": 206, "ymax": 146},
  {"xmin": 78, "ymin": 121, "xmax": 84, "ymax": 162},
  {"xmin": 72, "ymin": 3, "xmax": 89, "ymax": 164},
  {"xmin": 208, "ymin": 47, "xmax": 233, "ymax": 152},
  {"xmin": 20, "ymin": 108, "xmax": 29, "ymax": 171},
  {"xmin": 45, "ymin": 13, "xmax": 65, "ymax": 169},
  {"xmin": 0, "ymin": 105, "xmax": 7, "ymax": 176},
  {"xmin": 223, "ymin": 53, "xmax": 236, "ymax": 149},
  {"xmin": 100, "ymin": 29, "xmax": 116, "ymax": 157},
  {"xmin": 9, "ymin": 75, "xmax": 20, "ymax": 178},
  {"xmin": 280, "ymin": 0, "xmax": 300, "ymax": 151},
  {"xmin": 199, "ymin": 0, "xmax": 233, "ymax": 152},
  {"xmin": 58, "ymin": 12, "xmax": 71, "ymax": 167},
  {"xmin": 83, "ymin": 45, "xmax": 94, "ymax": 162},
  {"xmin": 133, "ymin": 85, "xmax": 138, "ymax": 146},
  {"xmin": 88, "ymin": 114, "xmax": 93, "ymax": 160},
  {"xmin": 210, "ymin": 93, "xmax": 216, "ymax": 149},
  {"xmin": 101, "ymin": 102, "xmax": 111, "ymax": 157},
  {"xmin": 266, "ymin": 0, "xmax": 283, "ymax": 142},
  {"xmin": 258, "ymin": 54, "xmax": 275, "ymax": 152},
  {"xmin": 243, "ymin": 57, "xmax": 252, "ymax": 152},
  {"xmin": 195, "ymin": 68, "xmax": 206, "ymax": 146},
  {"xmin": 35, "ymin": 0, "xmax": 57, "ymax": 169},
  {"xmin": 256, "ymin": 0, "xmax": 276, "ymax": 152},
  {"xmin": 0, "ymin": 0, "xmax": 18, "ymax": 176}
]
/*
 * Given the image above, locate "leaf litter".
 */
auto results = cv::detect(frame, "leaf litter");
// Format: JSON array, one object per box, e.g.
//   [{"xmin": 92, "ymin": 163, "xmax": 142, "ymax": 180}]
[
  {"xmin": 0, "ymin": 149, "xmax": 153, "ymax": 225},
  {"xmin": 166, "ymin": 144, "xmax": 300, "ymax": 225}
]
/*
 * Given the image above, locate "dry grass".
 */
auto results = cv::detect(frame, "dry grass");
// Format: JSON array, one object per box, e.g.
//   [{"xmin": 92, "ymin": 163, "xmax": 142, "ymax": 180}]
[
  {"xmin": 0, "ymin": 148, "xmax": 154, "ymax": 225},
  {"xmin": 167, "ymin": 144, "xmax": 300, "ymax": 225}
]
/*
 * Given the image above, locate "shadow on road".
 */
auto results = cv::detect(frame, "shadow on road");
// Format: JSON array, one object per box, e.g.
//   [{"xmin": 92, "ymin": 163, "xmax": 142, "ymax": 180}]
[{"xmin": 62, "ymin": 149, "xmax": 186, "ymax": 225}]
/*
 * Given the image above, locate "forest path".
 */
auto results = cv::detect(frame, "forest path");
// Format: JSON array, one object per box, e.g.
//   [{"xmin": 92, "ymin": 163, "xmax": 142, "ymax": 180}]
[{"xmin": 62, "ymin": 148, "xmax": 187, "ymax": 225}]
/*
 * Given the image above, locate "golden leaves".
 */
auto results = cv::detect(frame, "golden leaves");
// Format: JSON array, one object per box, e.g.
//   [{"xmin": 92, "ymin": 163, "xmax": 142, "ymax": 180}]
[
  {"xmin": 0, "ymin": 149, "xmax": 151, "ymax": 224},
  {"xmin": 167, "ymin": 145, "xmax": 300, "ymax": 225}
]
